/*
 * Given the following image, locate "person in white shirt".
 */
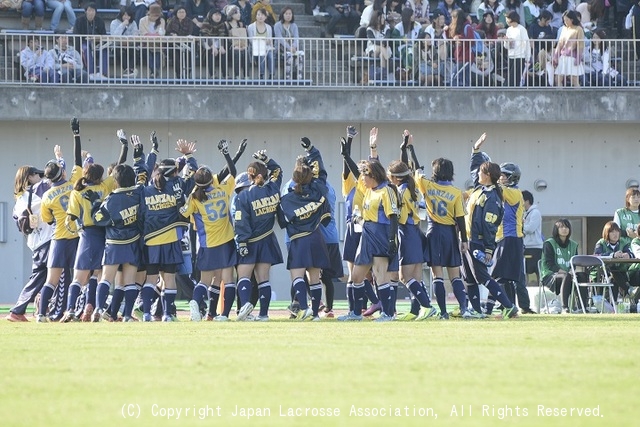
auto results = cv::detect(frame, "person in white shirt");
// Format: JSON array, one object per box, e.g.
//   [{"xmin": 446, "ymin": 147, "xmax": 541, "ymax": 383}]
[
  {"xmin": 501, "ymin": 10, "xmax": 530, "ymax": 86},
  {"xmin": 522, "ymin": 190, "xmax": 543, "ymax": 283}
]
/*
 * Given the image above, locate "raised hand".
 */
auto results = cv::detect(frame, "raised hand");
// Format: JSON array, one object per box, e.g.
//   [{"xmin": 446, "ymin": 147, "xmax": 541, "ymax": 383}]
[
  {"xmin": 347, "ymin": 125, "xmax": 358, "ymax": 138},
  {"xmin": 175, "ymin": 139, "xmax": 196, "ymax": 155},
  {"xmin": 236, "ymin": 138, "xmax": 248, "ymax": 157},
  {"xmin": 116, "ymin": 129, "xmax": 128, "ymax": 145},
  {"xmin": 54, "ymin": 144, "xmax": 63, "ymax": 160},
  {"xmin": 340, "ymin": 137, "xmax": 350, "ymax": 156},
  {"xmin": 369, "ymin": 127, "xmax": 378, "ymax": 149},
  {"xmin": 218, "ymin": 139, "xmax": 230, "ymax": 155},
  {"xmin": 253, "ymin": 149, "xmax": 269, "ymax": 163},
  {"xmin": 131, "ymin": 135, "xmax": 143, "ymax": 158},
  {"xmin": 300, "ymin": 137, "xmax": 312, "ymax": 150},
  {"xmin": 150, "ymin": 131, "xmax": 159, "ymax": 151},
  {"xmin": 401, "ymin": 129, "xmax": 410, "ymax": 150},
  {"xmin": 473, "ymin": 132, "xmax": 487, "ymax": 151},
  {"xmin": 70, "ymin": 117, "xmax": 80, "ymax": 135}
]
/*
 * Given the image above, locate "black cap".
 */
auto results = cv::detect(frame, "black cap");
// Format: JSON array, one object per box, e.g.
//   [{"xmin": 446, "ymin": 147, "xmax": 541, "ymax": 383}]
[{"xmin": 28, "ymin": 166, "xmax": 44, "ymax": 177}]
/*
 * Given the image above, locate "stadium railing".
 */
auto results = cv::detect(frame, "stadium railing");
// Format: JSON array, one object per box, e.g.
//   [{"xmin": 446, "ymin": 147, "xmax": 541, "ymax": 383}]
[{"xmin": 1, "ymin": 33, "xmax": 639, "ymax": 88}]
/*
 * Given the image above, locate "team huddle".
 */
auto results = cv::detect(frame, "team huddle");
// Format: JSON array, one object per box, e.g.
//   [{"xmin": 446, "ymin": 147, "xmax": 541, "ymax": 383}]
[{"xmin": 8, "ymin": 119, "xmax": 526, "ymax": 323}]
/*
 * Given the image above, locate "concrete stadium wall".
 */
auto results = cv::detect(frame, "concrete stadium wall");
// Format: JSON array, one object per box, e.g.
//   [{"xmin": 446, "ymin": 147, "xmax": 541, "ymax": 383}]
[{"xmin": 0, "ymin": 86, "xmax": 638, "ymax": 303}]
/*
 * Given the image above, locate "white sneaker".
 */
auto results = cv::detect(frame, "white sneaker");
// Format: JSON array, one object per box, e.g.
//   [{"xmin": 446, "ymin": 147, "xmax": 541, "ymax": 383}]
[
  {"xmin": 189, "ymin": 300, "xmax": 202, "ymax": 322},
  {"xmin": 237, "ymin": 302, "xmax": 254, "ymax": 321},
  {"xmin": 374, "ymin": 313, "xmax": 394, "ymax": 322},
  {"xmin": 254, "ymin": 315, "xmax": 269, "ymax": 322},
  {"xmin": 122, "ymin": 68, "xmax": 138, "ymax": 78},
  {"xmin": 297, "ymin": 307, "xmax": 313, "ymax": 321},
  {"xmin": 213, "ymin": 315, "xmax": 229, "ymax": 322},
  {"xmin": 312, "ymin": 6, "xmax": 321, "ymax": 15},
  {"xmin": 89, "ymin": 73, "xmax": 107, "ymax": 81}
]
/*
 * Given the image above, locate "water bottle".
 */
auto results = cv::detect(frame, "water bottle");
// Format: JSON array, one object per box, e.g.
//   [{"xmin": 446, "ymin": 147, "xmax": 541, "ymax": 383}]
[{"xmin": 473, "ymin": 249, "xmax": 493, "ymax": 267}]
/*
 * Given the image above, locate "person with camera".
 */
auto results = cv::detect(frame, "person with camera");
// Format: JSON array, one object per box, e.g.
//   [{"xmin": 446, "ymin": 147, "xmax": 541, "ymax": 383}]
[{"xmin": 325, "ymin": 0, "xmax": 361, "ymax": 37}]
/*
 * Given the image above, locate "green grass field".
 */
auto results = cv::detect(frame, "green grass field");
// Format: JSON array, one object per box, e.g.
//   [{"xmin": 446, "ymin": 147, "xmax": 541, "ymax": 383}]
[{"xmin": 0, "ymin": 310, "xmax": 637, "ymax": 427}]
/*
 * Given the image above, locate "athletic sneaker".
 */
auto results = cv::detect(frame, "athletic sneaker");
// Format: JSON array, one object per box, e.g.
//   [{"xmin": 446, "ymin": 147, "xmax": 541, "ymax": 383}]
[
  {"xmin": 416, "ymin": 306, "xmax": 438, "ymax": 321},
  {"xmin": 142, "ymin": 313, "xmax": 153, "ymax": 322},
  {"xmin": 397, "ymin": 312, "xmax": 418, "ymax": 321},
  {"xmin": 36, "ymin": 314, "xmax": 48, "ymax": 323},
  {"xmin": 323, "ymin": 310, "xmax": 334, "ymax": 318},
  {"xmin": 503, "ymin": 305, "xmax": 519, "ymax": 319},
  {"xmin": 287, "ymin": 301, "xmax": 300, "ymax": 317},
  {"xmin": 214, "ymin": 315, "xmax": 229, "ymax": 322},
  {"xmin": 60, "ymin": 310, "xmax": 78, "ymax": 323},
  {"xmin": 123, "ymin": 316, "xmax": 135, "ymax": 322},
  {"xmin": 297, "ymin": 307, "xmax": 313, "ymax": 321},
  {"xmin": 438, "ymin": 312, "xmax": 450, "ymax": 320},
  {"xmin": 374, "ymin": 313, "xmax": 394, "ymax": 322},
  {"xmin": 80, "ymin": 303, "xmax": 94, "ymax": 322},
  {"xmin": 237, "ymin": 302, "xmax": 254, "ymax": 321},
  {"xmin": 450, "ymin": 308, "xmax": 462, "ymax": 318},
  {"xmin": 462, "ymin": 309, "xmax": 486, "ymax": 319},
  {"xmin": 6, "ymin": 312, "xmax": 28, "ymax": 322},
  {"xmin": 254, "ymin": 315, "xmax": 269, "ymax": 322},
  {"xmin": 337, "ymin": 311, "xmax": 363, "ymax": 321},
  {"xmin": 311, "ymin": 315, "xmax": 321, "ymax": 322},
  {"xmin": 161, "ymin": 315, "xmax": 174, "ymax": 322},
  {"xmin": 189, "ymin": 300, "xmax": 202, "ymax": 322},
  {"xmin": 362, "ymin": 300, "xmax": 382, "ymax": 317}
]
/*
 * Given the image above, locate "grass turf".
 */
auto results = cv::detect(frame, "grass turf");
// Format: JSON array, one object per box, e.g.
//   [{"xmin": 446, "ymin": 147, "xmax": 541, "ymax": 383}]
[{"xmin": 0, "ymin": 313, "xmax": 637, "ymax": 427}]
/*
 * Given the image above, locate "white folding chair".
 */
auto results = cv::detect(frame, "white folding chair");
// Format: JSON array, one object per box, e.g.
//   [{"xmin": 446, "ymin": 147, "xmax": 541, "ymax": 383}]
[{"xmin": 569, "ymin": 255, "xmax": 616, "ymax": 314}]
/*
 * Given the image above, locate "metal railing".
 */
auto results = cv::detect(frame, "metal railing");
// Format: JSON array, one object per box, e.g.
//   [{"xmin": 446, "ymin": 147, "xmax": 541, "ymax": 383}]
[{"xmin": 1, "ymin": 33, "xmax": 638, "ymax": 88}]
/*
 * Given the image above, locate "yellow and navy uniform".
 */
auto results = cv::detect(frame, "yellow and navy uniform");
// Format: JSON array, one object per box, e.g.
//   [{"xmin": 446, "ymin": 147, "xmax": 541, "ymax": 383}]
[
  {"xmin": 357, "ymin": 179, "xmax": 400, "ymax": 225},
  {"xmin": 496, "ymin": 186, "xmax": 524, "ymax": 241},
  {"xmin": 66, "ymin": 176, "xmax": 116, "ymax": 228},
  {"xmin": 465, "ymin": 186, "xmax": 504, "ymax": 255},
  {"xmin": 41, "ymin": 165, "xmax": 83, "ymax": 240},
  {"xmin": 234, "ymin": 158, "xmax": 283, "ymax": 245},
  {"xmin": 342, "ymin": 172, "xmax": 365, "ymax": 222},
  {"xmin": 416, "ymin": 174, "xmax": 465, "ymax": 226},
  {"xmin": 397, "ymin": 182, "xmax": 420, "ymax": 226},
  {"xmin": 93, "ymin": 185, "xmax": 145, "ymax": 245},
  {"xmin": 179, "ymin": 175, "xmax": 236, "ymax": 248}
]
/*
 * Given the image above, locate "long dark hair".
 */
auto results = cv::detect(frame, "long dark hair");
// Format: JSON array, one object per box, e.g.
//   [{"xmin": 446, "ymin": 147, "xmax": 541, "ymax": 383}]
[
  {"xmin": 480, "ymin": 161, "xmax": 502, "ymax": 201},
  {"xmin": 387, "ymin": 160, "xmax": 417, "ymax": 203},
  {"xmin": 192, "ymin": 167, "xmax": 213, "ymax": 202},
  {"xmin": 292, "ymin": 156, "xmax": 313, "ymax": 194},
  {"xmin": 431, "ymin": 158, "xmax": 454, "ymax": 182},
  {"xmin": 551, "ymin": 218, "xmax": 572, "ymax": 242},
  {"xmin": 75, "ymin": 163, "xmax": 104, "ymax": 191}
]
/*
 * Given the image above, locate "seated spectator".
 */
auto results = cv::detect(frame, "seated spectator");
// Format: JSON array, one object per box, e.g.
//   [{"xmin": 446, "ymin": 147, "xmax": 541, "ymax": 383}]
[
  {"xmin": 405, "ymin": 0, "xmax": 430, "ymax": 28},
  {"xmin": 251, "ymin": 0, "xmax": 277, "ymax": 25},
  {"xmin": 476, "ymin": 0, "xmax": 504, "ymax": 27},
  {"xmin": 539, "ymin": 218, "xmax": 585, "ymax": 314},
  {"xmin": 50, "ymin": 33, "xmax": 89, "ymax": 83},
  {"xmin": 46, "ymin": 0, "xmax": 76, "ymax": 32},
  {"xmin": 185, "ymin": 0, "xmax": 210, "ymax": 34},
  {"xmin": 274, "ymin": 6, "xmax": 305, "ymax": 80},
  {"xmin": 476, "ymin": 10, "xmax": 499, "ymax": 39},
  {"xmin": 391, "ymin": 7, "xmax": 422, "ymax": 79},
  {"xmin": 225, "ymin": 5, "xmax": 249, "ymax": 79},
  {"xmin": 247, "ymin": 8, "xmax": 275, "ymax": 78},
  {"xmin": 359, "ymin": 0, "xmax": 384, "ymax": 28},
  {"xmin": 110, "ymin": 6, "xmax": 140, "ymax": 78},
  {"xmin": 139, "ymin": 3, "xmax": 166, "ymax": 78},
  {"xmin": 73, "ymin": 3, "xmax": 109, "ymax": 80},
  {"xmin": 593, "ymin": 221, "xmax": 633, "ymax": 302},
  {"xmin": 20, "ymin": 36, "xmax": 56, "ymax": 83},
  {"xmin": 416, "ymin": 31, "xmax": 444, "ymax": 85},
  {"xmin": 575, "ymin": 0, "xmax": 604, "ymax": 33},
  {"xmin": 325, "ymin": 0, "xmax": 361, "ymax": 37},
  {"xmin": 523, "ymin": 0, "xmax": 545, "ymax": 28},
  {"xmin": 500, "ymin": 0, "xmax": 526, "ymax": 28},
  {"xmin": 582, "ymin": 29, "xmax": 626, "ymax": 86},
  {"xmin": 527, "ymin": 9, "xmax": 554, "ymax": 85},
  {"xmin": 166, "ymin": 6, "xmax": 197, "ymax": 78},
  {"xmin": 133, "ymin": 0, "xmax": 157, "ymax": 25},
  {"xmin": 201, "ymin": 8, "xmax": 229, "ymax": 78},
  {"xmin": 21, "ymin": 0, "xmax": 45, "ymax": 30},
  {"xmin": 232, "ymin": 0, "xmax": 253, "ymax": 27},
  {"xmin": 546, "ymin": 0, "xmax": 575, "ymax": 31},
  {"xmin": 424, "ymin": 9, "xmax": 446, "ymax": 39},
  {"xmin": 437, "ymin": 0, "xmax": 460, "ymax": 25}
]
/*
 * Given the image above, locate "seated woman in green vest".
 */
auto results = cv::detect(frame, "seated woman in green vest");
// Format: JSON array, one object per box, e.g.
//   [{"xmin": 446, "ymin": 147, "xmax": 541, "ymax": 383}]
[
  {"xmin": 540, "ymin": 218, "xmax": 586, "ymax": 314},
  {"xmin": 593, "ymin": 221, "xmax": 633, "ymax": 303}
]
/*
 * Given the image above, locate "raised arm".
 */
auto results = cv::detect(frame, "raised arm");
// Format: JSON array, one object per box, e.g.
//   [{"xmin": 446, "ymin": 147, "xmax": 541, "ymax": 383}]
[
  {"xmin": 341, "ymin": 137, "xmax": 360, "ymax": 179},
  {"xmin": 116, "ymin": 128, "xmax": 129, "ymax": 166},
  {"xmin": 70, "ymin": 117, "xmax": 83, "ymax": 167},
  {"xmin": 217, "ymin": 139, "xmax": 236, "ymax": 182},
  {"xmin": 470, "ymin": 132, "xmax": 488, "ymax": 187},
  {"xmin": 343, "ymin": 126, "xmax": 357, "ymax": 179}
]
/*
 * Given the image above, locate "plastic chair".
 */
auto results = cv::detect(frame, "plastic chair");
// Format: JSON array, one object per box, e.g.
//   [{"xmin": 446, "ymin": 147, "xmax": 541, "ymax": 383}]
[{"xmin": 569, "ymin": 255, "xmax": 616, "ymax": 314}]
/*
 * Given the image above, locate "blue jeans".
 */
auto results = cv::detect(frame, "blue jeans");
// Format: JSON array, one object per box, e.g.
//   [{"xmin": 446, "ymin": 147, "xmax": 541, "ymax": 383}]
[
  {"xmin": 46, "ymin": 0, "xmax": 76, "ymax": 31},
  {"xmin": 254, "ymin": 51, "xmax": 274, "ymax": 78},
  {"xmin": 22, "ymin": 0, "xmax": 46, "ymax": 18},
  {"xmin": 28, "ymin": 66, "xmax": 55, "ymax": 83}
]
